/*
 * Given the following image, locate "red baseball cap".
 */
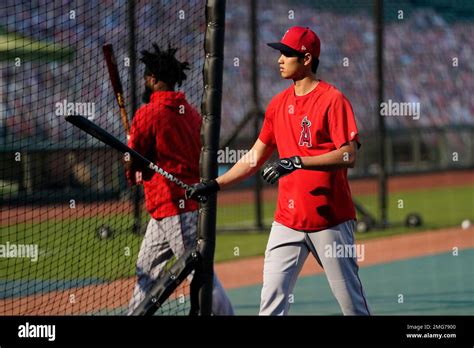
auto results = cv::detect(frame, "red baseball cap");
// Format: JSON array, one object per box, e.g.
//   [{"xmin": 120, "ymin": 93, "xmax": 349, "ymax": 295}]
[{"xmin": 267, "ymin": 26, "xmax": 321, "ymax": 59}]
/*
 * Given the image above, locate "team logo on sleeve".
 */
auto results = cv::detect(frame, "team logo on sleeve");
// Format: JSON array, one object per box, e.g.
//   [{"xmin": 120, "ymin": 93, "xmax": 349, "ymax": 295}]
[{"xmin": 299, "ymin": 116, "xmax": 312, "ymax": 147}]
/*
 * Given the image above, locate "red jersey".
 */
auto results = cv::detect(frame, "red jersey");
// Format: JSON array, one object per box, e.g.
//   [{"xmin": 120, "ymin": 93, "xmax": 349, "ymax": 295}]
[
  {"xmin": 258, "ymin": 80, "xmax": 360, "ymax": 232},
  {"xmin": 128, "ymin": 91, "xmax": 201, "ymax": 220}
]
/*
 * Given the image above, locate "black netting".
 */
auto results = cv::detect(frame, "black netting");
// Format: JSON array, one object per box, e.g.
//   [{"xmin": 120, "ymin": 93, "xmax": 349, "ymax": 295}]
[{"xmin": 0, "ymin": 0, "xmax": 206, "ymax": 315}]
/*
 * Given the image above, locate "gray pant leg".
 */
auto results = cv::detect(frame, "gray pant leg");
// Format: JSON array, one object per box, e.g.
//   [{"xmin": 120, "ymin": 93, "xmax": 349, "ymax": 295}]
[
  {"xmin": 168, "ymin": 211, "xmax": 197, "ymax": 255},
  {"xmin": 170, "ymin": 211, "xmax": 234, "ymax": 315},
  {"xmin": 306, "ymin": 220, "xmax": 371, "ymax": 315},
  {"xmin": 163, "ymin": 211, "xmax": 234, "ymax": 315},
  {"xmin": 212, "ymin": 275, "xmax": 235, "ymax": 315},
  {"xmin": 128, "ymin": 211, "xmax": 234, "ymax": 316},
  {"xmin": 259, "ymin": 222, "xmax": 309, "ymax": 315},
  {"xmin": 127, "ymin": 218, "xmax": 173, "ymax": 314}
]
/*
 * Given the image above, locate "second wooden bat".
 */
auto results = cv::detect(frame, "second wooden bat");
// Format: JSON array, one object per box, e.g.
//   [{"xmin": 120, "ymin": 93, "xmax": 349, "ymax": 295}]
[{"xmin": 103, "ymin": 43, "xmax": 131, "ymax": 135}]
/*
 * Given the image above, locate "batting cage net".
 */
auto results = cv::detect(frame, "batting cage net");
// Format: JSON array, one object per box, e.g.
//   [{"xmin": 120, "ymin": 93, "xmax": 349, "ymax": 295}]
[{"xmin": 0, "ymin": 0, "xmax": 207, "ymax": 315}]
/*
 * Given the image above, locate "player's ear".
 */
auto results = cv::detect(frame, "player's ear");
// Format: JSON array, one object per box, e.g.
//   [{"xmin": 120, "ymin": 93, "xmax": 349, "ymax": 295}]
[{"xmin": 303, "ymin": 53, "xmax": 312, "ymax": 67}]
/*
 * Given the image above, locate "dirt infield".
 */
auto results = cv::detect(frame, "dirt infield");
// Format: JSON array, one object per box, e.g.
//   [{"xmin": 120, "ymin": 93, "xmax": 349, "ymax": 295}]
[
  {"xmin": 1, "ymin": 225, "xmax": 472, "ymax": 315},
  {"xmin": 1, "ymin": 170, "xmax": 472, "ymax": 225},
  {"xmin": 216, "ymin": 225, "xmax": 474, "ymax": 289}
]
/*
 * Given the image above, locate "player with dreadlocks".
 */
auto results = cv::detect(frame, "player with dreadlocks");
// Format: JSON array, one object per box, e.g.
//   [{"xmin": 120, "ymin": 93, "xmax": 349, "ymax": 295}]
[{"xmin": 125, "ymin": 43, "xmax": 234, "ymax": 315}]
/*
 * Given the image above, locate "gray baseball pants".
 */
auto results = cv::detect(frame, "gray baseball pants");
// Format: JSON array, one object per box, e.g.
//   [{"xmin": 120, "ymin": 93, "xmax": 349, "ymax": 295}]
[{"xmin": 259, "ymin": 220, "xmax": 371, "ymax": 315}]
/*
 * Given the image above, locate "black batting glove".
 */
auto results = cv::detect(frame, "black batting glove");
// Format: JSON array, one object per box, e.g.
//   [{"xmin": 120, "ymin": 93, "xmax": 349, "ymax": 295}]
[
  {"xmin": 185, "ymin": 179, "xmax": 220, "ymax": 202},
  {"xmin": 261, "ymin": 156, "xmax": 303, "ymax": 184}
]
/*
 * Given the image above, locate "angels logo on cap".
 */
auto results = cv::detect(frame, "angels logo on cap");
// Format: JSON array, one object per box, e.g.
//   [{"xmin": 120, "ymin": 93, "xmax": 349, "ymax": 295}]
[{"xmin": 267, "ymin": 26, "xmax": 320, "ymax": 59}]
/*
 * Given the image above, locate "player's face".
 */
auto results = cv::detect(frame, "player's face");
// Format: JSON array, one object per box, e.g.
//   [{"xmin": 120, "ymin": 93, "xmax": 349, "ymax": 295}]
[
  {"xmin": 142, "ymin": 74, "xmax": 155, "ymax": 103},
  {"xmin": 278, "ymin": 52, "xmax": 304, "ymax": 79},
  {"xmin": 144, "ymin": 74, "xmax": 156, "ymax": 89}
]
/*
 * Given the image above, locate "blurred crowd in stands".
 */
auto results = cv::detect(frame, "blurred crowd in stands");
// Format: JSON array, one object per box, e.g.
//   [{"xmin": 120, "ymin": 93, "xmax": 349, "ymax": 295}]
[
  {"xmin": 224, "ymin": 0, "xmax": 473, "ymax": 136},
  {"xmin": 0, "ymin": 0, "xmax": 472, "ymax": 143},
  {"xmin": 0, "ymin": 0, "xmax": 205, "ymax": 142}
]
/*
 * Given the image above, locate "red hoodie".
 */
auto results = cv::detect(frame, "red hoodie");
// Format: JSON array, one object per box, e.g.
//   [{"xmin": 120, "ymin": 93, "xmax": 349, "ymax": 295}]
[{"xmin": 127, "ymin": 91, "xmax": 201, "ymax": 220}]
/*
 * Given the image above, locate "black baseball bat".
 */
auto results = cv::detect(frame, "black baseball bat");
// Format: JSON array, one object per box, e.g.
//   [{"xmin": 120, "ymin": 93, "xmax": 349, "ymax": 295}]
[{"xmin": 65, "ymin": 115, "xmax": 192, "ymax": 192}]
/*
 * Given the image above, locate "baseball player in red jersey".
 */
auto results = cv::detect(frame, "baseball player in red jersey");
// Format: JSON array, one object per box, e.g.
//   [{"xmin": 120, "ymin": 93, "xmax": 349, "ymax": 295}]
[
  {"xmin": 187, "ymin": 27, "xmax": 371, "ymax": 315},
  {"xmin": 126, "ymin": 44, "xmax": 233, "ymax": 315}
]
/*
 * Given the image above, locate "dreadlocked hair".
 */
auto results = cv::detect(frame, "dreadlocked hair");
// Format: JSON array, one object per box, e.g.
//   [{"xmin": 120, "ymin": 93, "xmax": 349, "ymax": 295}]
[{"xmin": 140, "ymin": 43, "xmax": 190, "ymax": 87}]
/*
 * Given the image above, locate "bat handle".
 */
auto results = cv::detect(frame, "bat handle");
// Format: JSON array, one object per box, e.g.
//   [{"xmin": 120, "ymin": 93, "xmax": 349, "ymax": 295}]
[{"xmin": 120, "ymin": 107, "xmax": 131, "ymax": 134}]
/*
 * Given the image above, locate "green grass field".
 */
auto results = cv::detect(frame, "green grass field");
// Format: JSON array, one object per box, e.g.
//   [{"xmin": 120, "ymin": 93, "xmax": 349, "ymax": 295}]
[{"xmin": 0, "ymin": 185, "xmax": 472, "ymax": 281}]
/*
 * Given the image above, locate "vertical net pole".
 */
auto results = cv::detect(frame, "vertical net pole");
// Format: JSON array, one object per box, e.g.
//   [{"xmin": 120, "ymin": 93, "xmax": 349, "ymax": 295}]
[
  {"xmin": 128, "ymin": 0, "xmax": 142, "ymax": 234},
  {"xmin": 196, "ymin": 0, "xmax": 226, "ymax": 315},
  {"xmin": 375, "ymin": 0, "xmax": 387, "ymax": 226},
  {"xmin": 250, "ymin": 0, "xmax": 263, "ymax": 230}
]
